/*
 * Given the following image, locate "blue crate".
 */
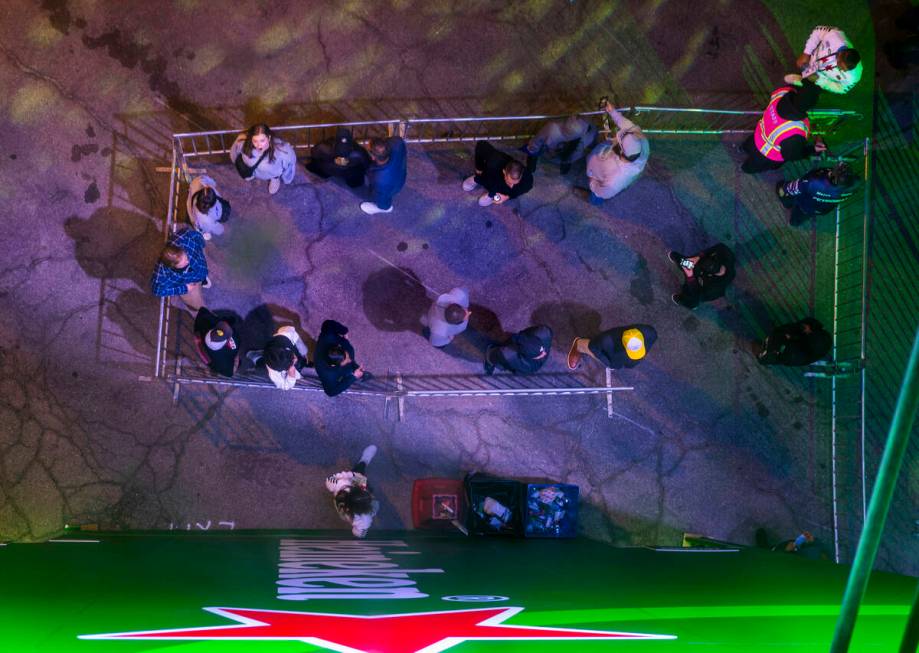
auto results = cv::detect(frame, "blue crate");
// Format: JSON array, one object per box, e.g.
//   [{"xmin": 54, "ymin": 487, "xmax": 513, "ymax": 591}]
[{"xmin": 523, "ymin": 483, "xmax": 579, "ymax": 538}]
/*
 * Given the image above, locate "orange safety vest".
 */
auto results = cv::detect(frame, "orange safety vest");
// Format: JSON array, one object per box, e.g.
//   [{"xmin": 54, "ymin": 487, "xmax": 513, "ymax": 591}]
[{"xmin": 753, "ymin": 87, "xmax": 810, "ymax": 162}]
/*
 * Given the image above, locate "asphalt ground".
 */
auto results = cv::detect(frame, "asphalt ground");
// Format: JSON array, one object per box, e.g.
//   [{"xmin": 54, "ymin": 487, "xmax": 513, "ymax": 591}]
[{"xmin": 3, "ymin": 0, "xmax": 904, "ymax": 573}]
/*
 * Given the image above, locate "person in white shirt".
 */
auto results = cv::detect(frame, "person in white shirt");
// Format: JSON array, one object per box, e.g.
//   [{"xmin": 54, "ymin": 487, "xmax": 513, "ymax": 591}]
[
  {"xmin": 325, "ymin": 445, "xmax": 379, "ymax": 538},
  {"xmin": 584, "ymin": 100, "xmax": 650, "ymax": 205},
  {"xmin": 246, "ymin": 325, "xmax": 309, "ymax": 391},
  {"xmin": 785, "ymin": 26, "xmax": 863, "ymax": 95},
  {"xmin": 186, "ymin": 175, "xmax": 230, "ymax": 240},
  {"xmin": 424, "ymin": 287, "xmax": 471, "ymax": 347}
]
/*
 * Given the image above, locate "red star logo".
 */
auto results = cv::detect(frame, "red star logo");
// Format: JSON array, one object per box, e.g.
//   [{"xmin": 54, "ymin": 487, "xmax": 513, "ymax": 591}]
[{"xmin": 80, "ymin": 606, "xmax": 675, "ymax": 652}]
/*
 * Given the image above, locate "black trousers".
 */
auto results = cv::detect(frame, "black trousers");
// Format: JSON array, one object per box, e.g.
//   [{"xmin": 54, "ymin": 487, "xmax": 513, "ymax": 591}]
[{"xmin": 741, "ymin": 135, "xmax": 784, "ymax": 174}]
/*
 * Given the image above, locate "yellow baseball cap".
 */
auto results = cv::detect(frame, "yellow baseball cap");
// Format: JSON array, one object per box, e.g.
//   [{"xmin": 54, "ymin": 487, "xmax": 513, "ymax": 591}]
[{"xmin": 622, "ymin": 328, "xmax": 646, "ymax": 360}]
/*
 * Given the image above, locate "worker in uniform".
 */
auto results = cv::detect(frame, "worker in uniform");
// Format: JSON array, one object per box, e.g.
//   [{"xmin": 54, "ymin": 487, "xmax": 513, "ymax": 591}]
[{"xmin": 740, "ymin": 80, "xmax": 827, "ymax": 174}]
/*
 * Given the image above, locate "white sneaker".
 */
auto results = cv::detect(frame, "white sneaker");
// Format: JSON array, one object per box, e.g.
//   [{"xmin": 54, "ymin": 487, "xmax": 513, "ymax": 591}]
[
  {"xmin": 360, "ymin": 202, "xmax": 393, "ymax": 215},
  {"xmin": 359, "ymin": 445, "xmax": 378, "ymax": 466},
  {"xmin": 268, "ymin": 178, "xmax": 281, "ymax": 194},
  {"xmin": 462, "ymin": 175, "xmax": 479, "ymax": 192},
  {"xmin": 783, "ymin": 73, "xmax": 803, "ymax": 86},
  {"xmin": 478, "ymin": 193, "xmax": 494, "ymax": 207}
]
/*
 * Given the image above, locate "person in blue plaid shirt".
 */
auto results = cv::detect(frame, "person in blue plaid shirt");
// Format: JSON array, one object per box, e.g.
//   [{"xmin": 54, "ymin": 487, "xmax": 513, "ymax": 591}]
[{"xmin": 150, "ymin": 227, "xmax": 209, "ymax": 310}]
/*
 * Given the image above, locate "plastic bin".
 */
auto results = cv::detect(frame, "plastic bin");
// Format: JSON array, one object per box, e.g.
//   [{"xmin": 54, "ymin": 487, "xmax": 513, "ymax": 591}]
[
  {"xmin": 412, "ymin": 478, "xmax": 466, "ymax": 529},
  {"xmin": 523, "ymin": 483, "xmax": 579, "ymax": 538}
]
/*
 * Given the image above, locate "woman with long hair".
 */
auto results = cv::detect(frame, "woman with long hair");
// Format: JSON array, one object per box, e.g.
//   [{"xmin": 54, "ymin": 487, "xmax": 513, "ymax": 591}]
[{"xmin": 229, "ymin": 123, "xmax": 297, "ymax": 195}]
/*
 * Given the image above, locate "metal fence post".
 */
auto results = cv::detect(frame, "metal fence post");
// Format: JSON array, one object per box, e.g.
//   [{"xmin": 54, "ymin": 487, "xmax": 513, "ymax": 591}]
[{"xmin": 829, "ymin": 327, "xmax": 919, "ymax": 652}]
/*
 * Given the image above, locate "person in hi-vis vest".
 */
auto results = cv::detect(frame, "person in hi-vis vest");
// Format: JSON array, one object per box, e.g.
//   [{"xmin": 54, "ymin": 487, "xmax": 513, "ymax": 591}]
[{"xmin": 740, "ymin": 80, "xmax": 827, "ymax": 174}]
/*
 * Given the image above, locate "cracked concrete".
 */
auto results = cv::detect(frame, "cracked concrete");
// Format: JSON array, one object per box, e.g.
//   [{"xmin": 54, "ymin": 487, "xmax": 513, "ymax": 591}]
[{"xmin": 0, "ymin": 0, "xmax": 898, "ymax": 574}]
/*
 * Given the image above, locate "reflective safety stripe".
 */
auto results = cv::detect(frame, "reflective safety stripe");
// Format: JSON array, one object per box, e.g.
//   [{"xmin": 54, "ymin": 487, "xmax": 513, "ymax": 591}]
[{"xmin": 754, "ymin": 87, "xmax": 811, "ymax": 162}]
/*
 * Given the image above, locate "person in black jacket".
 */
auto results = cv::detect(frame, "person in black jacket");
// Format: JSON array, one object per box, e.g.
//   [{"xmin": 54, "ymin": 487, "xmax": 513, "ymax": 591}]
[
  {"xmin": 192, "ymin": 308, "xmax": 239, "ymax": 378},
  {"xmin": 484, "ymin": 325, "xmax": 553, "ymax": 375},
  {"xmin": 462, "ymin": 141, "xmax": 534, "ymax": 207},
  {"xmin": 668, "ymin": 244, "xmax": 736, "ymax": 309},
  {"xmin": 776, "ymin": 162, "xmax": 858, "ymax": 225},
  {"xmin": 567, "ymin": 324, "xmax": 656, "ymax": 370},
  {"xmin": 305, "ymin": 127, "xmax": 371, "ymax": 188},
  {"xmin": 756, "ymin": 318, "xmax": 831, "ymax": 366},
  {"xmin": 314, "ymin": 320, "xmax": 372, "ymax": 397}
]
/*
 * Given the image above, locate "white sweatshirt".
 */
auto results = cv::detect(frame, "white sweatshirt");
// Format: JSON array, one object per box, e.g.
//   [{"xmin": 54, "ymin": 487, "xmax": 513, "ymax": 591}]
[{"xmin": 801, "ymin": 26, "xmax": 863, "ymax": 95}]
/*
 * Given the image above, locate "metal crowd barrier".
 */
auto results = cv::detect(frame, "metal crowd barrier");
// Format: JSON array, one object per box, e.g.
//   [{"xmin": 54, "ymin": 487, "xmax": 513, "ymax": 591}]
[{"xmin": 151, "ymin": 104, "xmax": 861, "ymax": 413}]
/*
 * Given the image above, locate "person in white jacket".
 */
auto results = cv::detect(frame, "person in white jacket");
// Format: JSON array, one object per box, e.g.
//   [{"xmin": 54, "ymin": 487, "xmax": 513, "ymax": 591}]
[
  {"xmin": 785, "ymin": 26, "xmax": 863, "ymax": 95},
  {"xmin": 325, "ymin": 445, "xmax": 379, "ymax": 538},
  {"xmin": 584, "ymin": 100, "xmax": 650, "ymax": 205},
  {"xmin": 186, "ymin": 175, "xmax": 229, "ymax": 240},
  {"xmin": 229, "ymin": 123, "xmax": 297, "ymax": 194}
]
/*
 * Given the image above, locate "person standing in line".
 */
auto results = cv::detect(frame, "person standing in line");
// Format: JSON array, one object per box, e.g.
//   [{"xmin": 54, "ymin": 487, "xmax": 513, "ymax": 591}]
[
  {"xmin": 246, "ymin": 325, "xmax": 310, "ymax": 391},
  {"xmin": 150, "ymin": 226, "xmax": 210, "ymax": 311},
  {"xmin": 361, "ymin": 135, "xmax": 407, "ymax": 215},
  {"xmin": 306, "ymin": 127, "xmax": 371, "ymax": 188},
  {"xmin": 424, "ymin": 287, "xmax": 471, "ymax": 348},
  {"xmin": 567, "ymin": 325, "xmax": 656, "ymax": 371},
  {"xmin": 776, "ymin": 162, "xmax": 858, "ymax": 226},
  {"xmin": 484, "ymin": 325, "xmax": 553, "ymax": 375},
  {"xmin": 583, "ymin": 100, "xmax": 650, "ymax": 205},
  {"xmin": 524, "ymin": 114, "xmax": 597, "ymax": 174},
  {"xmin": 186, "ymin": 175, "xmax": 231, "ymax": 240},
  {"xmin": 756, "ymin": 317, "xmax": 832, "ymax": 366},
  {"xmin": 786, "ymin": 26, "xmax": 863, "ymax": 95},
  {"xmin": 667, "ymin": 244, "xmax": 736, "ymax": 309},
  {"xmin": 314, "ymin": 319, "xmax": 372, "ymax": 397},
  {"xmin": 462, "ymin": 141, "xmax": 534, "ymax": 207},
  {"xmin": 740, "ymin": 81, "xmax": 827, "ymax": 174},
  {"xmin": 229, "ymin": 123, "xmax": 297, "ymax": 195},
  {"xmin": 192, "ymin": 308, "xmax": 239, "ymax": 378},
  {"xmin": 325, "ymin": 445, "xmax": 380, "ymax": 538}
]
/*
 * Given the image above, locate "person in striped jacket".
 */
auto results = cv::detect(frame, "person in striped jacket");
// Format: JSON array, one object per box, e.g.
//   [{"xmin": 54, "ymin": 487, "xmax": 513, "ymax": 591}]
[{"xmin": 776, "ymin": 162, "xmax": 858, "ymax": 225}]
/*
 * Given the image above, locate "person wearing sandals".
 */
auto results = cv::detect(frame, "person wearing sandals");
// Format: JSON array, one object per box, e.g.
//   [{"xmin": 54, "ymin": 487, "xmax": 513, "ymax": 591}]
[
  {"xmin": 325, "ymin": 445, "xmax": 379, "ymax": 538},
  {"xmin": 229, "ymin": 123, "xmax": 296, "ymax": 195},
  {"xmin": 186, "ymin": 175, "xmax": 230, "ymax": 240},
  {"xmin": 567, "ymin": 325, "xmax": 656, "ymax": 371}
]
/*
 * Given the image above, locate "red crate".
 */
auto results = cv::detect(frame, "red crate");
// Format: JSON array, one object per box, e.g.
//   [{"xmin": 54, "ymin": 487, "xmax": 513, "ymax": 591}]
[{"xmin": 411, "ymin": 478, "xmax": 466, "ymax": 529}]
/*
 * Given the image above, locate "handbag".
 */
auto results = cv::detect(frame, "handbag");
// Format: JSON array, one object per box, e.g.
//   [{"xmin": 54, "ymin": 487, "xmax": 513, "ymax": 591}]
[
  {"xmin": 234, "ymin": 147, "xmax": 269, "ymax": 179},
  {"xmin": 216, "ymin": 196, "xmax": 232, "ymax": 223}
]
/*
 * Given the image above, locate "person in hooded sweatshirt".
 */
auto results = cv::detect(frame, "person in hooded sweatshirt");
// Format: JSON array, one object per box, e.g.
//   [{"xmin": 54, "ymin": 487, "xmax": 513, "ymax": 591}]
[
  {"xmin": 524, "ymin": 115, "xmax": 597, "ymax": 175},
  {"xmin": 484, "ymin": 325, "xmax": 553, "ymax": 375},
  {"xmin": 314, "ymin": 319, "xmax": 372, "ymax": 397},
  {"xmin": 583, "ymin": 100, "xmax": 650, "ymax": 205},
  {"xmin": 305, "ymin": 127, "xmax": 371, "ymax": 188},
  {"xmin": 741, "ymin": 80, "xmax": 827, "ymax": 174},
  {"xmin": 756, "ymin": 318, "xmax": 832, "ymax": 366},
  {"xmin": 229, "ymin": 123, "xmax": 297, "ymax": 195}
]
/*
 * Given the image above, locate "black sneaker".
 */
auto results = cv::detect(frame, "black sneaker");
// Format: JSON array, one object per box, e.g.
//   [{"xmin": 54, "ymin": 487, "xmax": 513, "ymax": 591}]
[{"xmin": 668, "ymin": 251, "xmax": 683, "ymax": 264}]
